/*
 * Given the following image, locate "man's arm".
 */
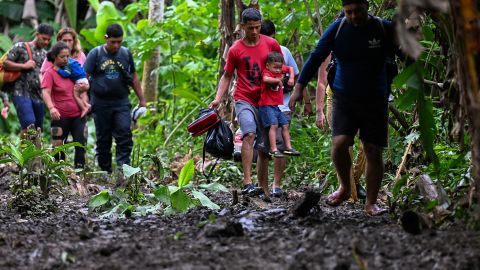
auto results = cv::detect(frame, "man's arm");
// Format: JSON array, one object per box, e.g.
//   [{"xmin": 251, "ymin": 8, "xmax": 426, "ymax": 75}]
[
  {"xmin": 132, "ymin": 73, "xmax": 146, "ymax": 107},
  {"xmin": 3, "ymin": 44, "xmax": 36, "ymax": 71},
  {"xmin": 209, "ymin": 71, "xmax": 233, "ymax": 109},
  {"xmin": 315, "ymin": 55, "xmax": 330, "ymax": 128},
  {"xmin": 3, "ymin": 59, "xmax": 35, "ymax": 71}
]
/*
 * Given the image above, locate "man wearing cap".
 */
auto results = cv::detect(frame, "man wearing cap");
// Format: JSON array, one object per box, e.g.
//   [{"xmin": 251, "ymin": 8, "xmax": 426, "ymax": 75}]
[
  {"xmin": 289, "ymin": 0, "xmax": 397, "ymax": 215},
  {"xmin": 84, "ymin": 23, "xmax": 146, "ymax": 174}
]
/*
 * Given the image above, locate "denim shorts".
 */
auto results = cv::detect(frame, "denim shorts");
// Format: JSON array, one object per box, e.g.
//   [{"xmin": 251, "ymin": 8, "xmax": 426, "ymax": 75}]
[
  {"xmin": 12, "ymin": 95, "xmax": 44, "ymax": 130},
  {"xmin": 259, "ymin": 105, "xmax": 289, "ymax": 128}
]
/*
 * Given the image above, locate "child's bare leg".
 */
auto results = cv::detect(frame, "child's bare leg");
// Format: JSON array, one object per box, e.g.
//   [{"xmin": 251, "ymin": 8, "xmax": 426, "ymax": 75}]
[
  {"xmin": 281, "ymin": 124, "xmax": 293, "ymax": 150},
  {"xmin": 73, "ymin": 88, "xmax": 87, "ymax": 117},
  {"xmin": 268, "ymin": 125, "xmax": 278, "ymax": 152}
]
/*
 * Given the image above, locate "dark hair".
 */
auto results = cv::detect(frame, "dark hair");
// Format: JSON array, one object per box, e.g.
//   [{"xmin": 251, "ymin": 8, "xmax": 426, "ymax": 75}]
[
  {"xmin": 106, "ymin": 24, "xmax": 124, "ymax": 38},
  {"xmin": 36, "ymin": 23, "xmax": 54, "ymax": 36},
  {"xmin": 260, "ymin": 19, "xmax": 275, "ymax": 36},
  {"xmin": 46, "ymin": 42, "xmax": 69, "ymax": 62},
  {"xmin": 266, "ymin": 51, "xmax": 284, "ymax": 64},
  {"xmin": 241, "ymin": 8, "xmax": 261, "ymax": 23}
]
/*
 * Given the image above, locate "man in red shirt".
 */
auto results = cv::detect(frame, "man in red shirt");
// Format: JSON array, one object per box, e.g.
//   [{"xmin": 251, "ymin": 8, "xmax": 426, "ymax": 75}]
[{"xmin": 210, "ymin": 8, "xmax": 282, "ymax": 198}]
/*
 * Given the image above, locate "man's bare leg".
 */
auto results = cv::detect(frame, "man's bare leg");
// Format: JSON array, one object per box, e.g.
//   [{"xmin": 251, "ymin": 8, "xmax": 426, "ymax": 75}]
[
  {"xmin": 273, "ymin": 157, "xmax": 286, "ymax": 190},
  {"xmin": 241, "ymin": 133, "xmax": 255, "ymax": 186},
  {"xmin": 257, "ymin": 151, "xmax": 269, "ymax": 196},
  {"xmin": 362, "ymin": 142, "xmax": 387, "ymax": 215},
  {"xmin": 328, "ymin": 135, "xmax": 353, "ymax": 205}
]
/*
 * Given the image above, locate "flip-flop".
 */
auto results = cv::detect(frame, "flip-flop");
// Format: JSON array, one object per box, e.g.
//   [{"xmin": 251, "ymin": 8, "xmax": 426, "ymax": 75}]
[
  {"xmin": 365, "ymin": 204, "xmax": 388, "ymax": 216},
  {"xmin": 325, "ymin": 190, "xmax": 350, "ymax": 207}
]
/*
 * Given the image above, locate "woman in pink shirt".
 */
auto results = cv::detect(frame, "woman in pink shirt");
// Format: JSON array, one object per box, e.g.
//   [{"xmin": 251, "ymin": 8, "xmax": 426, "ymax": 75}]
[
  {"xmin": 41, "ymin": 42, "xmax": 89, "ymax": 168},
  {"xmin": 41, "ymin": 27, "xmax": 86, "ymax": 72}
]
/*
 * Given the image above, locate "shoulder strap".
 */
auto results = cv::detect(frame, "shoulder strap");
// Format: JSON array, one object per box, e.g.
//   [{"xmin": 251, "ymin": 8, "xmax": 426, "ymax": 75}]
[
  {"xmin": 335, "ymin": 17, "xmax": 347, "ymax": 40},
  {"xmin": 24, "ymin": 42, "xmax": 32, "ymax": 61},
  {"xmin": 373, "ymin": 16, "xmax": 386, "ymax": 37}
]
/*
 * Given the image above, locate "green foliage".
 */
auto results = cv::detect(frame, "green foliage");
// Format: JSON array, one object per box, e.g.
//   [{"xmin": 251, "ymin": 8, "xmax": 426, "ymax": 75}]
[
  {"xmin": 64, "ymin": 0, "xmax": 78, "ymax": 29},
  {"xmin": 88, "ymin": 190, "xmax": 111, "ymax": 208},
  {"xmin": 0, "ymin": 34, "xmax": 13, "ymax": 54},
  {"xmin": 0, "ymin": 138, "xmax": 82, "ymax": 195},
  {"xmin": 178, "ymin": 159, "xmax": 194, "ymax": 187},
  {"xmin": 88, "ymin": 159, "xmax": 226, "ymax": 217}
]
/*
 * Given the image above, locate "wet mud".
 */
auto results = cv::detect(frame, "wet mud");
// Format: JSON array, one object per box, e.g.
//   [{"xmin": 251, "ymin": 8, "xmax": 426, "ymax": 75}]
[{"xmin": 1, "ymin": 176, "xmax": 479, "ymax": 270}]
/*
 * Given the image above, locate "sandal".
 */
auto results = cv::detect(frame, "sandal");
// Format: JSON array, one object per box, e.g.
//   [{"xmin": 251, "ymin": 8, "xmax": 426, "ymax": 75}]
[
  {"xmin": 269, "ymin": 150, "xmax": 285, "ymax": 158},
  {"xmin": 326, "ymin": 190, "xmax": 350, "ymax": 207}
]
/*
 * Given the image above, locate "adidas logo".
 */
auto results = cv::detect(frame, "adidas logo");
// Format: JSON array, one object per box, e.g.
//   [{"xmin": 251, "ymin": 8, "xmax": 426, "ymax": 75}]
[{"xmin": 368, "ymin": 38, "xmax": 381, "ymax": 49}]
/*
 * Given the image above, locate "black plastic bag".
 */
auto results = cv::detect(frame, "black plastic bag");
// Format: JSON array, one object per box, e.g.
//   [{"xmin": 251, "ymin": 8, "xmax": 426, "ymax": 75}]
[{"xmin": 204, "ymin": 120, "xmax": 234, "ymax": 159}]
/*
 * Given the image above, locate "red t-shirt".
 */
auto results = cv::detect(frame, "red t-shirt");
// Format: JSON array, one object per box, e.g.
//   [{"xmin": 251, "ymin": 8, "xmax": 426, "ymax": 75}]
[
  {"xmin": 224, "ymin": 35, "xmax": 282, "ymax": 106},
  {"xmin": 259, "ymin": 65, "xmax": 290, "ymax": 106},
  {"xmin": 41, "ymin": 67, "xmax": 81, "ymax": 117}
]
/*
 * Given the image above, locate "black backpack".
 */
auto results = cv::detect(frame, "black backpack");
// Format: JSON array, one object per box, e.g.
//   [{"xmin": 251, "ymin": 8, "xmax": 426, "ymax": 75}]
[{"xmin": 202, "ymin": 119, "xmax": 234, "ymax": 179}]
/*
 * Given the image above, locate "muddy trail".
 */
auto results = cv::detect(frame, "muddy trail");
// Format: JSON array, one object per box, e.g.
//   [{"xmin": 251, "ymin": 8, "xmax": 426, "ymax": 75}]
[{"xmin": 1, "ymin": 175, "xmax": 480, "ymax": 270}]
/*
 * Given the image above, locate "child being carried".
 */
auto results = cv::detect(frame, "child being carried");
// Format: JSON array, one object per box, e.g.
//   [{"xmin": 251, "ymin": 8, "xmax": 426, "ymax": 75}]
[
  {"xmin": 55, "ymin": 58, "xmax": 90, "ymax": 117},
  {"xmin": 259, "ymin": 51, "xmax": 300, "ymax": 158}
]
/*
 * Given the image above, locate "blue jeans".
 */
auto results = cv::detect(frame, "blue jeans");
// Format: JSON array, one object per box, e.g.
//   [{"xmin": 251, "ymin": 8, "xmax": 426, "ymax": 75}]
[
  {"xmin": 12, "ymin": 95, "xmax": 44, "ymax": 130},
  {"xmin": 93, "ymin": 105, "xmax": 133, "ymax": 173}
]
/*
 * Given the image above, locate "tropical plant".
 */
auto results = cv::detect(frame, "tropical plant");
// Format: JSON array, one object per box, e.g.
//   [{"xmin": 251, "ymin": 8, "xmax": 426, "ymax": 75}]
[{"xmin": 88, "ymin": 159, "xmax": 226, "ymax": 217}]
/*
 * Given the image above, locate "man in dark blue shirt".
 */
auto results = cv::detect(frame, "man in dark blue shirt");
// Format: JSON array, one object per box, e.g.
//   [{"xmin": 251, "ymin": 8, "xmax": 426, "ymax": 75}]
[
  {"xmin": 84, "ymin": 24, "xmax": 146, "ymax": 174},
  {"xmin": 290, "ymin": 0, "xmax": 395, "ymax": 216}
]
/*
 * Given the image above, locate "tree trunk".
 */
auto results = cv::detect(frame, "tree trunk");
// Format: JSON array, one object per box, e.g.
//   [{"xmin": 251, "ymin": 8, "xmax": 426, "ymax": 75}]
[
  {"xmin": 141, "ymin": 0, "xmax": 164, "ymax": 103},
  {"xmin": 450, "ymin": 0, "xmax": 480, "ymax": 217},
  {"xmin": 22, "ymin": 0, "xmax": 38, "ymax": 29}
]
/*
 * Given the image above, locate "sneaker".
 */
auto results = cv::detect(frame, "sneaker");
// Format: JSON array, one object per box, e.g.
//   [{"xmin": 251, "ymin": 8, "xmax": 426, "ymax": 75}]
[
  {"xmin": 241, "ymin": 184, "xmax": 263, "ymax": 196},
  {"xmin": 269, "ymin": 150, "xmax": 285, "ymax": 158},
  {"xmin": 271, "ymin": 187, "xmax": 284, "ymax": 198},
  {"xmin": 356, "ymin": 183, "xmax": 367, "ymax": 200},
  {"xmin": 283, "ymin": 148, "xmax": 300, "ymax": 156}
]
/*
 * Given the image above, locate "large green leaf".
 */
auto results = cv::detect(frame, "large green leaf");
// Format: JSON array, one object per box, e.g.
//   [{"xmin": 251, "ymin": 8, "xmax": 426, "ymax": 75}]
[
  {"xmin": 153, "ymin": 185, "xmax": 171, "ymax": 205},
  {"xmin": 192, "ymin": 190, "xmax": 220, "ymax": 210},
  {"xmin": 64, "ymin": 0, "xmax": 77, "ymax": 29},
  {"xmin": 396, "ymin": 88, "xmax": 418, "ymax": 111},
  {"xmin": 392, "ymin": 63, "xmax": 416, "ymax": 90},
  {"xmin": 94, "ymin": 1, "xmax": 121, "ymax": 43},
  {"xmin": 417, "ymin": 92, "xmax": 439, "ymax": 168},
  {"xmin": 122, "ymin": 164, "xmax": 141, "ymax": 178},
  {"xmin": 199, "ymin": 182, "xmax": 229, "ymax": 192},
  {"xmin": 87, "ymin": 0, "xmax": 100, "ymax": 11},
  {"xmin": 170, "ymin": 189, "xmax": 191, "ymax": 212},
  {"xmin": 178, "ymin": 159, "xmax": 194, "ymax": 187},
  {"xmin": 0, "ymin": 34, "xmax": 12, "ymax": 54},
  {"xmin": 88, "ymin": 190, "xmax": 111, "ymax": 208},
  {"xmin": 50, "ymin": 142, "xmax": 84, "ymax": 157}
]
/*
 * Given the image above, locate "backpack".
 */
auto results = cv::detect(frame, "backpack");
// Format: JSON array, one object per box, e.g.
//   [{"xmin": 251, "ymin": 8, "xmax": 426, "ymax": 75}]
[
  {"xmin": 326, "ymin": 17, "xmax": 398, "ymax": 92},
  {"xmin": 0, "ymin": 42, "xmax": 32, "ymax": 92},
  {"xmin": 202, "ymin": 118, "xmax": 234, "ymax": 179}
]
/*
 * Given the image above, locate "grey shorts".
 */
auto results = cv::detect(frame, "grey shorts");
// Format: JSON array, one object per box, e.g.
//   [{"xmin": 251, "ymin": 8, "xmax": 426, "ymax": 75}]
[{"xmin": 235, "ymin": 100, "xmax": 269, "ymax": 153}]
